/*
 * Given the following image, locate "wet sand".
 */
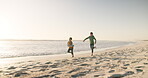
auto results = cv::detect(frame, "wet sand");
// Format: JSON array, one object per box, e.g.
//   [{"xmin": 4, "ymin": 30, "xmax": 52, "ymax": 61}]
[{"xmin": 0, "ymin": 41, "xmax": 148, "ymax": 78}]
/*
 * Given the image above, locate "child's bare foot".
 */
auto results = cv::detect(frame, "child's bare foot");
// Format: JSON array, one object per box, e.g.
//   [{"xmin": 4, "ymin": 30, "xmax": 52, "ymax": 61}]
[
  {"xmin": 67, "ymin": 51, "xmax": 71, "ymax": 53},
  {"xmin": 93, "ymin": 46, "xmax": 96, "ymax": 49}
]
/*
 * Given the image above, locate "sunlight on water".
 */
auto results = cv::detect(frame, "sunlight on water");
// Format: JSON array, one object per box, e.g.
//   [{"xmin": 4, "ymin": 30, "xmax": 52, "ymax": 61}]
[
  {"xmin": 0, "ymin": 40, "xmax": 134, "ymax": 59},
  {"xmin": 0, "ymin": 41, "xmax": 11, "ymax": 54}
]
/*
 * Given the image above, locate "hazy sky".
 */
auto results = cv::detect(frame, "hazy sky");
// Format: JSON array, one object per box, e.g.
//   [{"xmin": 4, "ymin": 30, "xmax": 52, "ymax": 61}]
[{"xmin": 0, "ymin": 0, "xmax": 148, "ymax": 40}]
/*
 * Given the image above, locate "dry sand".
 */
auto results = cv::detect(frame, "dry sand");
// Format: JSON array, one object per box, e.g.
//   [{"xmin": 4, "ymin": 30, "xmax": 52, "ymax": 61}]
[{"xmin": 0, "ymin": 41, "xmax": 148, "ymax": 78}]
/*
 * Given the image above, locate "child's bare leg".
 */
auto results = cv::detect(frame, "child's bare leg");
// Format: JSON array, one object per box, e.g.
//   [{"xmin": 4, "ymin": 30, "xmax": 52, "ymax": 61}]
[
  {"xmin": 71, "ymin": 49, "xmax": 74, "ymax": 57},
  {"xmin": 67, "ymin": 48, "xmax": 70, "ymax": 53},
  {"xmin": 72, "ymin": 53, "xmax": 74, "ymax": 57},
  {"xmin": 91, "ymin": 49, "xmax": 93, "ymax": 56}
]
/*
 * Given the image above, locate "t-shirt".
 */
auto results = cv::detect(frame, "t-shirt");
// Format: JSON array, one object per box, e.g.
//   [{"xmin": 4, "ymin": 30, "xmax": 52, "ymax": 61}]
[
  {"xmin": 67, "ymin": 41, "xmax": 74, "ymax": 48},
  {"xmin": 84, "ymin": 36, "xmax": 96, "ymax": 44}
]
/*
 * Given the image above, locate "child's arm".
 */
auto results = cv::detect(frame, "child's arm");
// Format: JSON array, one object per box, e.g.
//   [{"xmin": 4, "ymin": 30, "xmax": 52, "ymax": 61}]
[
  {"xmin": 83, "ymin": 36, "xmax": 89, "ymax": 42},
  {"xmin": 67, "ymin": 42, "xmax": 70, "ymax": 47},
  {"xmin": 94, "ymin": 36, "xmax": 97, "ymax": 44}
]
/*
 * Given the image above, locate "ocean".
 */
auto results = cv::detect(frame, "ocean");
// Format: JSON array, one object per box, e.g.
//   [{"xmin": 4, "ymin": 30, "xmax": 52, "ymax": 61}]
[{"xmin": 0, "ymin": 40, "xmax": 135, "ymax": 58}]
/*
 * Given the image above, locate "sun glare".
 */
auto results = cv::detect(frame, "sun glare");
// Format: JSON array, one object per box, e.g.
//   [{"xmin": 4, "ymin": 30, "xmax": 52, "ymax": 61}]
[{"xmin": 0, "ymin": 19, "xmax": 14, "ymax": 39}]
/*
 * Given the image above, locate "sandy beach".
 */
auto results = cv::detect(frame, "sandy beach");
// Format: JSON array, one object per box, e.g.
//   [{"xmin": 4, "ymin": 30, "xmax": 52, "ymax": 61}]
[{"xmin": 0, "ymin": 41, "xmax": 148, "ymax": 78}]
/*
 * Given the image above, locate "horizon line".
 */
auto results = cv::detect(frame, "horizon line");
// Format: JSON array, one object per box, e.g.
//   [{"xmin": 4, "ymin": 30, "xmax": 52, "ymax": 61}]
[{"xmin": 0, "ymin": 39, "xmax": 144, "ymax": 41}]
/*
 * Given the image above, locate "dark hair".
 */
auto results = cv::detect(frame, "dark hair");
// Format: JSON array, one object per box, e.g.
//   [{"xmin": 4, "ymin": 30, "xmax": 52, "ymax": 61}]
[
  {"xmin": 90, "ymin": 32, "xmax": 93, "ymax": 34},
  {"xmin": 69, "ymin": 37, "xmax": 72, "ymax": 40}
]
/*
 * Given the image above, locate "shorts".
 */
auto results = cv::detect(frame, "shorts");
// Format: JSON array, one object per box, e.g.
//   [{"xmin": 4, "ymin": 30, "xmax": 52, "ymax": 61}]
[
  {"xmin": 90, "ymin": 44, "xmax": 94, "ymax": 49},
  {"xmin": 67, "ymin": 48, "xmax": 73, "ymax": 53}
]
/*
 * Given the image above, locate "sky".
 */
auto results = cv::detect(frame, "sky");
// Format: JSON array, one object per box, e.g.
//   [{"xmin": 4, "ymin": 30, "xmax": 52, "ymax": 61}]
[{"xmin": 0, "ymin": 0, "xmax": 148, "ymax": 41}]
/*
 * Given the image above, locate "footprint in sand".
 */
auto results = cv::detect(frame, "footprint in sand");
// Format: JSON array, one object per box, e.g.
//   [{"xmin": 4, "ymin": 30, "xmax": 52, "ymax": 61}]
[
  {"xmin": 136, "ymin": 69, "xmax": 143, "ymax": 73},
  {"xmin": 61, "ymin": 59, "xmax": 69, "ymax": 62},
  {"xmin": 36, "ymin": 62, "xmax": 41, "ymax": 64},
  {"xmin": 41, "ymin": 65, "xmax": 49, "ymax": 68},
  {"xmin": 109, "ymin": 71, "xmax": 134, "ymax": 78},
  {"xmin": 131, "ymin": 61, "xmax": 139, "ymax": 63},
  {"xmin": 144, "ymin": 63, "xmax": 148, "ymax": 65},
  {"xmin": 124, "ymin": 64, "xmax": 130, "ymax": 66},
  {"xmin": 108, "ymin": 70, "xmax": 115, "ymax": 73},
  {"xmin": 123, "ymin": 71, "xmax": 134, "ymax": 76},
  {"xmin": 14, "ymin": 71, "xmax": 29, "ymax": 77},
  {"xmin": 19, "ymin": 68, "xmax": 28, "ymax": 71},
  {"xmin": 71, "ymin": 70, "xmax": 90, "ymax": 77},
  {"xmin": 135, "ymin": 66, "xmax": 145, "ymax": 68},
  {"xmin": 95, "ymin": 62, "xmax": 100, "ymax": 65},
  {"xmin": 121, "ymin": 66, "xmax": 127, "ymax": 69},
  {"xmin": 39, "ymin": 69, "xmax": 47, "ymax": 71},
  {"xmin": 32, "ymin": 75, "xmax": 50, "ymax": 78},
  {"xmin": 67, "ymin": 67, "xmax": 83, "ymax": 73},
  {"xmin": 49, "ymin": 70, "xmax": 62, "ymax": 74},
  {"xmin": 49, "ymin": 64, "xmax": 58, "ymax": 68},
  {"xmin": 0, "ymin": 70, "xmax": 2, "ymax": 73},
  {"xmin": 45, "ymin": 61, "xmax": 52, "ymax": 64},
  {"xmin": 48, "ymin": 73, "xmax": 61, "ymax": 78},
  {"xmin": 94, "ymin": 75, "xmax": 100, "ymax": 77},
  {"xmin": 48, "ymin": 70, "xmax": 62, "ymax": 77},
  {"xmin": 32, "ymin": 70, "xmax": 62, "ymax": 78},
  {"xmin": 7, "ymin": 66, "xmax": 17, "ymax": 70},
  {"xmin": 3, "ymin": 71, "xmax": 14, "ymax": 75},
  {"xmin": 94, "ymin": 74, "xmax": 105, "ymax": 77},
  {"xmin": 28, "ymin": 61, "xmax": 33, "ymax": 62},
  {"xmin": 108, "ymin": 74, "xmax": 124, "ymax": 78},
  {"xmin": 79, "ymin": 64, "xmax": 90, "ymax": 66}
]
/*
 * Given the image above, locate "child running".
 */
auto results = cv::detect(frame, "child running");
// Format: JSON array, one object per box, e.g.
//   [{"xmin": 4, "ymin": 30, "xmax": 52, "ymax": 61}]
[
  {"xmin": 83, "ymin": 32, "xmax": 97, "ymax": 56},
  {"xmin": 67, "ymin": 37, "xmax": 74, "ymax": 57}
]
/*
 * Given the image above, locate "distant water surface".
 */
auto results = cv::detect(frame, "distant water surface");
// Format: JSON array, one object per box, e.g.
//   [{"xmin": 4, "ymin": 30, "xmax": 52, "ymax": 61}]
[{"xmin": 0, "ymin": 40, "xmax": 135, "ymax": 58}]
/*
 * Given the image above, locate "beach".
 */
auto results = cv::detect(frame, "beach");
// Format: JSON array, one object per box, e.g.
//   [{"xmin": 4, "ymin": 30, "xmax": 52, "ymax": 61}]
[{"xmin": 0, "ymin": 41, "xmax": 148, "ymax": 78}]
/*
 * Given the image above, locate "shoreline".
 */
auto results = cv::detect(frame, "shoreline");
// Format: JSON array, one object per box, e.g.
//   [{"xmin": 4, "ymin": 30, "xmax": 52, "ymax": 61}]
[
  {"xmin": 0, "ymin": 41, "xmax": 136, "ymax": 60},
  {"xmin": 0, "ymin": 41, "xmax": 147, "ymax": 78},
  {"xmin": 0, "ymin": 41, "xmax": 136, "ymax": 67},
  {"xmin": 0, "ymin": 40, "xmax": 135, "ymax": 59}
]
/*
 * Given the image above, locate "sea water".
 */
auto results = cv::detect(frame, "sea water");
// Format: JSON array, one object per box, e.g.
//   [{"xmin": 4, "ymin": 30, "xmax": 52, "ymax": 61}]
[{"xmin": 0, "ymin": 40, "xmax": 135, "ymax": 58}]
